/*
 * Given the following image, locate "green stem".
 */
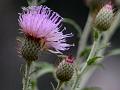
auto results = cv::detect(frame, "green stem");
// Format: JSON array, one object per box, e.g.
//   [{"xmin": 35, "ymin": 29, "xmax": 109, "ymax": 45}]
[
  {"xmin": 77, "ymin": 10, "xmax": 120, "ymax": 89},
  {"xmin": 72, "ymin": 33, "xmax": 101, "ymax": 90},
  {"xmin": 56, "ymin": 81, "xmax": 63, "ymax": 90},
  {"xmin": 76, "ymin": 13, "xmax": 93, "ymax": 63},
  {"xmin": 81, "ymin": 35, "xmax": 100, "ymax": 73},
  {"xmin": 23, "ymin": 63, "xmax": 31, "ymax": 90},
  {"xmin": 31, "ymin": 80, "xmax": 39, "ymax": 90}
]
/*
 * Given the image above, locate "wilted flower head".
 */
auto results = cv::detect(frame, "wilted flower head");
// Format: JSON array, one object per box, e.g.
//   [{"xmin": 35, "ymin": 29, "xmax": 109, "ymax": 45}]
[{"xmin": 18, "ymin": 5, "xmax": 73, "ymax": 53}]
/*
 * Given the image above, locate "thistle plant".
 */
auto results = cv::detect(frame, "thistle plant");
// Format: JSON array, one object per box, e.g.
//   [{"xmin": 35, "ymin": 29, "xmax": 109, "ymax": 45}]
[
  {"xmin": 16, "ymin": 0, "xmax": 120, "ymax": 90},
  {"xmin": 17, "ymin": 4, "xmax": 73, "ymax": 90}
]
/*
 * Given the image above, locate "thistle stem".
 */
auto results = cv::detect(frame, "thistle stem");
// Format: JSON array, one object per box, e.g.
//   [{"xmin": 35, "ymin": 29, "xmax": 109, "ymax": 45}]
[
  {"xmin": 23, "ymin": 62, "xmax": 31, "ymax": 90},
  {"xmin": 56, "ymin": 81, "xmax": 63, "ymax": 90},
  {"xmin": 76, "ymin": 13, "xmax": 93, "ymax": 62},
  {"xmin": 31, "ymin": 80, "xmax": 39, "ymax": 90},
  {"xmin": 72, "ymin": 33, "xmax": 101, "ymax": 90},
  {"xmin": 77, "ymin": 10, "xmax": 120, "ymax": 89}
]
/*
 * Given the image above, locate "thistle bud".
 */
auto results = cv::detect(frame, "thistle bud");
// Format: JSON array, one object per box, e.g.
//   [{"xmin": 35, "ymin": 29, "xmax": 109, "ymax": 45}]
[
  {"xmin": 85, "ymin": 0, "xmax": 108, "ymax": 16},
  {"xmin": 19, "ymin": 35, "xmax": 40, "ymax": 63},
  {"xmin": 56, "ymin": 55, "xmax": 74, "ymax": 82},
  {"xmin": 94, "ymin": 3, "xmax": 114, "ymax": 31}
]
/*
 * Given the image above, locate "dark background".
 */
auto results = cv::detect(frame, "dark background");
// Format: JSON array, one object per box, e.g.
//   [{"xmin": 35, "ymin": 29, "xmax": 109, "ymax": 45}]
[{"xmin": 0, "ymin": 0, "xmax": 120, "ymax": 90}]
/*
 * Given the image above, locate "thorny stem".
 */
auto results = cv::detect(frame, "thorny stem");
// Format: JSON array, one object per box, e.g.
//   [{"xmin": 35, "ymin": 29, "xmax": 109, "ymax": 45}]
[
  {"xmin": 81, "ymin": 33, "xmax": 101, "ymax": 74},
  {"xmin": 77, "ymin": 10, "xmax": 120, "ymax": 90},
  {"xmin": 72, "ymin": 33, "xmax": 101, "ymax": 90},
  {"xmin": 72, "ymin": 13, "xmax": 93, "ymax": 89},
  {"xmin": 56, "ymin": 81, "xmax": 63, "ymax": 90},
  {"xmin": 23, "ymin": 63, "xmax": 31, "ymax": 90}
]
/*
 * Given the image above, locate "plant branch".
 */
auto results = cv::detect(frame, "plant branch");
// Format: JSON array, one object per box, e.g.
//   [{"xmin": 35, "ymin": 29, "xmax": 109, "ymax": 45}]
[
  {"xmin": 76, "ymin": 13, "xmax": 93, "ymax": 62},
  {"xmin": 56, "ymin": 81, "xmax": 63, "ymax": 90},
  {"xmin": 22, "ymin": 63, "xmax": 31, "ymax": 90},
  {"xmin": 77, "ymin": 10, "xmax": 120, "ymax": 90},
  {"xmin": 72, "ymin": 33, "xmax": 101, "ymax": 90}
]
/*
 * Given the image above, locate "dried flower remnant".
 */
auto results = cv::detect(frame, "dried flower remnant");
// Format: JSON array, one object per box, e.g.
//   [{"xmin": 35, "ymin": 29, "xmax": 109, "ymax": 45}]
[
  {"xmin": 94, "ymin": 3, "xmax": 114, "ymax": 31},
  {"xmin": 18, "ymin": 5, "xmax": 73, "ymax": 62}
]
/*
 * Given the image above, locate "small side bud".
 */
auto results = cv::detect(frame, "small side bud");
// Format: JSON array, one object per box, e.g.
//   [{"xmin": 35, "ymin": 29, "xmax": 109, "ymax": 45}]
[
  {"xmin": 94, "ymin": 3, "xmax": 114, "ymax": 31},
  {"xmin": 56, "ymin": 55, "xmax": 74, "ymax": 82}
]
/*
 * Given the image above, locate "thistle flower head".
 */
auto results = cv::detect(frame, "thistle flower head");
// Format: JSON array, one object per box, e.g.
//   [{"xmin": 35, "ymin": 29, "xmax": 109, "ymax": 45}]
[
  {"xmin": 65, "ymin": 55, "xmax": 74, "ymax": 63},
  {"xmin": 94, "ymin": 2, "xmax": 114, "ymax": 31},
  {"xmin": 18, "ymin": 5, "xmax": 73, "ymax": 53},
  {"xmin": 56, "ymin": 55, "xmax": 74, "ymax": 82}
]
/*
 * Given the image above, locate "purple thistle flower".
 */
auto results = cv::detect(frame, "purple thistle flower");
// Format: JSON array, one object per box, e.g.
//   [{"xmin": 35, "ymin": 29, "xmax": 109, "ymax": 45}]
[{"xmin": 18, "ymin": 5, "xmax": 73, "ymax": 53}]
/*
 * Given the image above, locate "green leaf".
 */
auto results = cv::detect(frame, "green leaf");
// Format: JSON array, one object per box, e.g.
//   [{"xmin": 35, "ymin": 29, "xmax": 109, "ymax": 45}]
[
  {"xmin": 81, "ymin": 87, "xmax": 102, "ymax": 90},
  {"xmin": 80, "ymin": 47, "xmax": 91, "ymax": 57},
  {"xmin": 93, "ymin": 29, "xmax": 99, "ymax": 41},
  {"xmin": 87, "ymin": 56, "xmax": 102, "ymax": 65},
  {"xmin": 106, "ymin": 49, "xmax": 120, "ymax": 56}
]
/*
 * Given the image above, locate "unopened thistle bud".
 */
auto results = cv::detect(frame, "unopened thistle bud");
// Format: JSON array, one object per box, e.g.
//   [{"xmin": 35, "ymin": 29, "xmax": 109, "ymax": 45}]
[
  {"xmin": 85, "ymin": 0, "xmax": 108, "ymax": 16},
  {"xmin": 20, "ymin": 35, "xmax": 41, "ymax": 63},
  {"xmin": 94, "ymin": 3, "xmax": 114, "ymax": 31},
  {"xmin": 56, "ymin": 55, "xmax": 74, "ymax": 82}
]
